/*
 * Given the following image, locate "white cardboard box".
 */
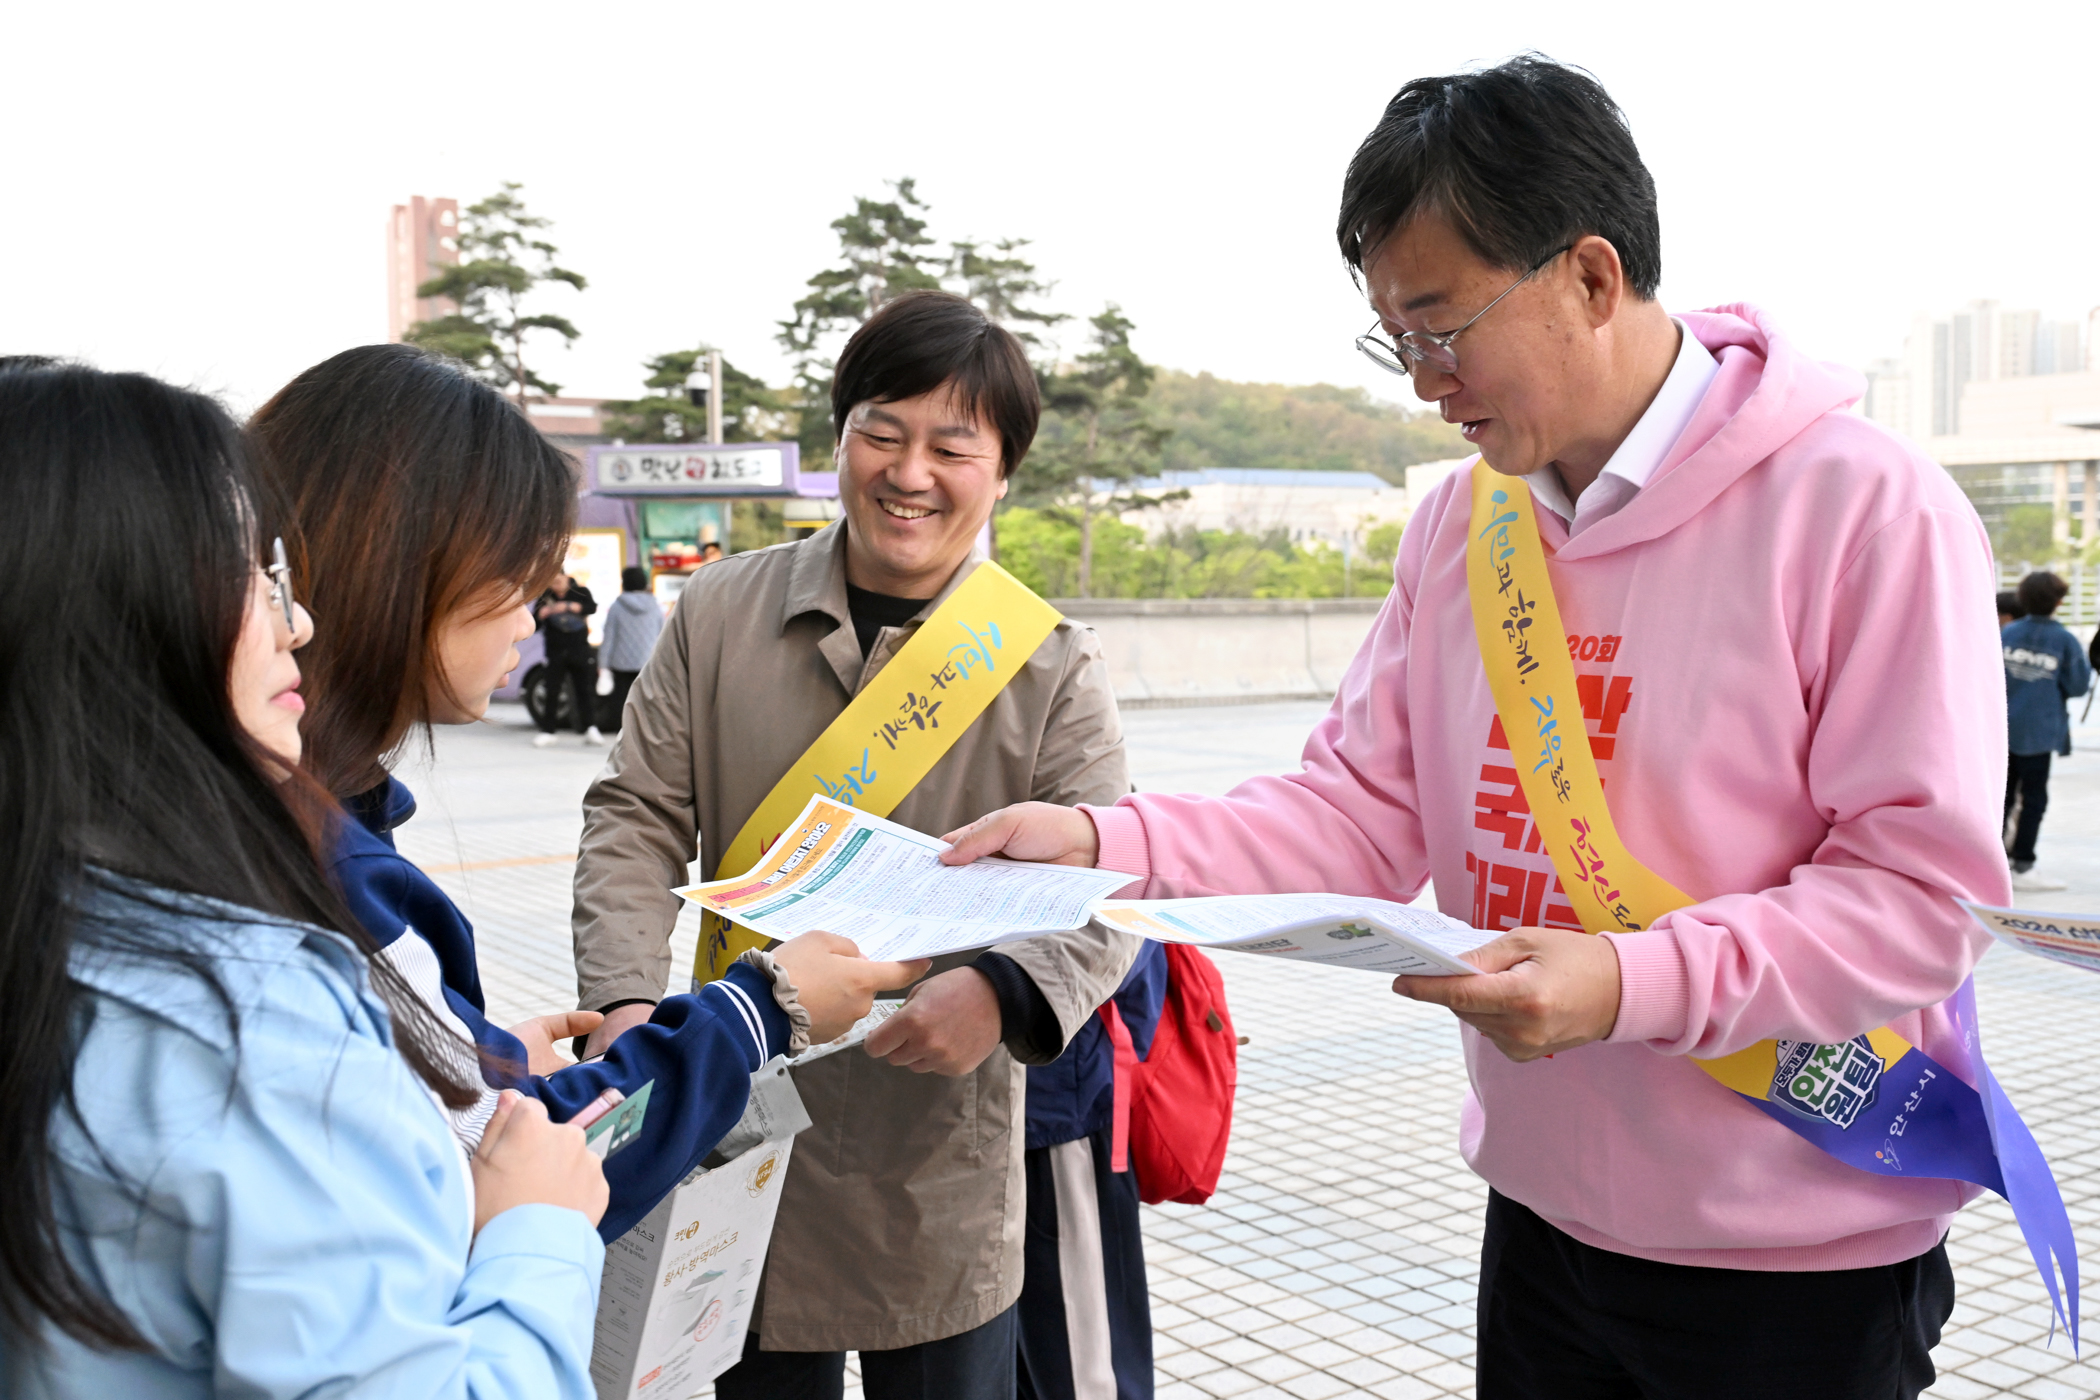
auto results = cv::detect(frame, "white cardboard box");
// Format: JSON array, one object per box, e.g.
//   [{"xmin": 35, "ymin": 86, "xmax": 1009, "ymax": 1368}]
[{"xmin": 589, "ymin": 1059, "xmax": 807, "ymax": 1398}]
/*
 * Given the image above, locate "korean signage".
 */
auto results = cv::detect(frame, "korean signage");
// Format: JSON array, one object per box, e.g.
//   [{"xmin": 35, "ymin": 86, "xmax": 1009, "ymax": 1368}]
[{"xmin": 591, "ymin": 443, "xmax": 796, "ymax": 494}]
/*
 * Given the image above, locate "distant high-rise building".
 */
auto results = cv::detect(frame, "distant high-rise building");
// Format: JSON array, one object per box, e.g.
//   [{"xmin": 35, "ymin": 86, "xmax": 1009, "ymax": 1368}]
[
  {"xmin": 387, "ymin": 197, "xmax": 461, "ymax": 343},
  {"xmin": 1872, "ymin": 301, "xmax": 2088, "ymax": 439}
]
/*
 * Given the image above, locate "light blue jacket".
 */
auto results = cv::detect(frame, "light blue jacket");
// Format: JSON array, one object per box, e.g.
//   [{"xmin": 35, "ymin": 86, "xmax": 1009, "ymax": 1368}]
[{"xmin": 8, "ymin": 879, "xmax": 603, "ymax": 1398}]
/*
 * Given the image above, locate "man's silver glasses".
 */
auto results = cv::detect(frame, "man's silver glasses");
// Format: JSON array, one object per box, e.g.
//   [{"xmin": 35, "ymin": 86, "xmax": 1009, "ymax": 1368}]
[
  {"xmin": 267, "ymin": 537, "xmax": 298, "ymax": 635},
  {"xmin": 1356, "ymin": 245, "xmax": 1572, "ymax": 378}
]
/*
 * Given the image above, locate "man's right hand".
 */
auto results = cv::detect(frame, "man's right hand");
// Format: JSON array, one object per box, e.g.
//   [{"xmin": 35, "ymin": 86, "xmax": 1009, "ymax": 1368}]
[
  {"xmin": 939, "ymin": 802, "xmax": 1100, "ymax": 868},
  {"xmin": 773, "ymin": 931, "xmax": 930, "ymax": 1044}
]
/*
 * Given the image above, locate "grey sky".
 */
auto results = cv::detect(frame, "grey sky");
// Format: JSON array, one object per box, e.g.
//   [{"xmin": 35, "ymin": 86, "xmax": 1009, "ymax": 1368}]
[{"xmin": 8, "ymin": 0, "xmax": 2094, "ymax": 416}]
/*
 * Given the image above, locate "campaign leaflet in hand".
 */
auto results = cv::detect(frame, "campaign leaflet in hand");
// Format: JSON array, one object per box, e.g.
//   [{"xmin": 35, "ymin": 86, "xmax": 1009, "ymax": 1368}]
[
  {"xmin": 1092, "ymin": 893, "xmax": 1497, "ymax": 976},
  {"xmin": 1960, "ymin": 900, "xmax": 2100, "ymax": 974},
  {"xmin": 674, "ymin": 795, "xmax": 1137, "ymax": 963}
]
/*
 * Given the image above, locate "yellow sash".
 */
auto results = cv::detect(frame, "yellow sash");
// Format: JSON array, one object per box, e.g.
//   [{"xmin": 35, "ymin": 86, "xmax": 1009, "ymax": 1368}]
[
  {"xmin": 1464, "ymin": 460, "xmax": 1912, "ymax": 1096},
  {"xmin": 693, "ymin": 559, "xmax": 1061, "ymax": 983}
]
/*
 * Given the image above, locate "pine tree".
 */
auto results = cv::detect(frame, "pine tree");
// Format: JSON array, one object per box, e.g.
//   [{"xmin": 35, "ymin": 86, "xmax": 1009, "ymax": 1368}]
[
  {"xmin": 598, "ymin": 348, "xmax": 790, "ymax": 444},
  {"xmin": 407, "ymin": 183, "xmax": 585, "ymax": 400}
]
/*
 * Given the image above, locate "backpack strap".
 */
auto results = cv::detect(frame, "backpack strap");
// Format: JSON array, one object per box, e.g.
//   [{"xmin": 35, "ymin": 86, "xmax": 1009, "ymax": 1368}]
[{"xmin": 1098, "ymin": 1001, "xmax": 1137, "ymax": 1173}]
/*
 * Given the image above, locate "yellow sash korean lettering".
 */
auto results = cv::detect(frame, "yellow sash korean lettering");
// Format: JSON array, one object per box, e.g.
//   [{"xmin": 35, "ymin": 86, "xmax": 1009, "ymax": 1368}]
[
  {"xmin": 1464, "ymin": 460, "xmax": 1913, "ymax": 1097},
  {"xmin": 694, "ymin": 560, "xmax": 1061, "ymax": 983}
]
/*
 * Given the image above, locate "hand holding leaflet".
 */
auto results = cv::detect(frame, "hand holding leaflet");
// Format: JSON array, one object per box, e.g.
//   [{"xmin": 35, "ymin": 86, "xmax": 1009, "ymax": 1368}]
[
  {"xmin": 675, "ymin": 795, "xmax": 1136, "ymax": 962},
  {"xmin": 1091, "ymin": 893, "xmax": 1496, "ymax": 976}
]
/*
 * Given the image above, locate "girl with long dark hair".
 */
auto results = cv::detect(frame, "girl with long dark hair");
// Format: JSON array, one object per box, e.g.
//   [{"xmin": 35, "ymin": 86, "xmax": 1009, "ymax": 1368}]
[
  {"xmin": 0, "ymin": 359, "xmax": 608, "ymax": 1395},
  {"xmin": 247, "ymin": 343, "xmax": 924, "ymax": 1241}
]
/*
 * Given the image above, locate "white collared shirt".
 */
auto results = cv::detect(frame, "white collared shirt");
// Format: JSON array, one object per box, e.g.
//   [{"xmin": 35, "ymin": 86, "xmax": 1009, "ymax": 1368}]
[{"xmin": 1525, "ymin": 318, "xmax": 1719, "ymax": 538}]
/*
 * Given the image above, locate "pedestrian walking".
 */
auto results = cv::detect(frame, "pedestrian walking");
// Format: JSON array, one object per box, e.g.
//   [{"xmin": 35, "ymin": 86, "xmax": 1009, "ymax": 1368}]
[
  {"xmin": 533, "ymin": 572, "xmax": 599, "ymax": 747},
  {"xmin": 2002, "ymin": 570, "xmax": 2090, "ymax": 891},
  {"xmin": 596, "ymin": 565, "xmax": 664, "ymax": 732}
]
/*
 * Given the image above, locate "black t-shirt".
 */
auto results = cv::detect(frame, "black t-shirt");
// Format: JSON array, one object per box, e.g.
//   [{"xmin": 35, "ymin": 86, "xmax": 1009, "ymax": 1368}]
[{"xmin": 845, "ymin": 584, "xmax": 929, "ymax": 659}]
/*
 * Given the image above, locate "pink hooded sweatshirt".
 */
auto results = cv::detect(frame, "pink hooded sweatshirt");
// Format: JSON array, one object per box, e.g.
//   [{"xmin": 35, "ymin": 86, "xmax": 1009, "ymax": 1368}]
[{"xmin": 1086, "ymin": 305, "xmax": 2012, "ymax": 1271}]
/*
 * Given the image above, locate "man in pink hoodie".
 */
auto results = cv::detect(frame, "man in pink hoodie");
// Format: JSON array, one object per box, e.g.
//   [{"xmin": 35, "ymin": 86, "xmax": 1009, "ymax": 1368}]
[{"xmin": 944, "ymin": 56, "xmax": 2010, "ymax": 1400}]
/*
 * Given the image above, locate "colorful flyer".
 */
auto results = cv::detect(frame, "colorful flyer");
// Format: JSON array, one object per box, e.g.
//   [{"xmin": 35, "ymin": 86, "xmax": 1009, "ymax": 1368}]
[{"xmin": 1959, "ymin": 900, "xmax": 2100, "ymax": 973}]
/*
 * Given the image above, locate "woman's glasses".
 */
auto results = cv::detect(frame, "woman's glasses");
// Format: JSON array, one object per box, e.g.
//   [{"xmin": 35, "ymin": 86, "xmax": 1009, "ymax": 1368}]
[{"xmin": 267, "ymin": 537, "xmax": 298, "ymax": 636}]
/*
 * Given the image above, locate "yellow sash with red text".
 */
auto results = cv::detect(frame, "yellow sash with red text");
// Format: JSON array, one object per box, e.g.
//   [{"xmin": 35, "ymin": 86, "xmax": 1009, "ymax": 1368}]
[
  {"xmin": 692, "ymin": 560, "xmax": 1060, "ymax": 984},
  {"xmin": 1463, "ymin": 459, "xmax": 1914, "ymax": 1094}
]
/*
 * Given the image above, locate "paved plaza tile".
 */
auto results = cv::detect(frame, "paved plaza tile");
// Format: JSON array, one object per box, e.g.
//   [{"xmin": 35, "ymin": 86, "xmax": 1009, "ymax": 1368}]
[{"xmin": 395, "ymin": 702, "xmax": 2100, "ymax": 1398}]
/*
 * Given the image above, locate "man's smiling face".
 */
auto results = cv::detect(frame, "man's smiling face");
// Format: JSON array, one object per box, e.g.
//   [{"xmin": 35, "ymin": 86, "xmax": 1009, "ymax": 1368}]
[
  {"xmin": 1362, "ymin": 213, "xmax": 1590, "ymax": 480},
  {"xmin": 836, "ymin": 384, "xmax": 1009, "ymax": 597}
]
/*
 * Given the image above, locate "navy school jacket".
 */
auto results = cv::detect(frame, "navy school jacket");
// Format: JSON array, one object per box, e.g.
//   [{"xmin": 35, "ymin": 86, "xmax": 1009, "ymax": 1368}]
[
  {"xmin": 333, "ymin": 778, "xmax": 787, "ymax": 1241},
  {"xmin": 1024, "ymin": 939, "xmax": 1169, "ymax": 1151}
]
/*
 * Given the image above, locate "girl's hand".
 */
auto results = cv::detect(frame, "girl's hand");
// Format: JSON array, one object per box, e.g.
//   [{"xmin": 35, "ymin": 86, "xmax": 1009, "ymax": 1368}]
[
  {"xmin": 506, "ymin": 1009, "xmax": 604, "ymax": 1076},
  {"xmin": 471, "ymin": 1090, "xmax": 608, "ymax": 1235},
  {"xmin": 772, "ymin": 931, "xmax": 930, "ymax": 1043}
]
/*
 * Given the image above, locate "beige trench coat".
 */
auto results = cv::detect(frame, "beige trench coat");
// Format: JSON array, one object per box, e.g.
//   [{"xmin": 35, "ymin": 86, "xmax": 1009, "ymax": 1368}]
[{"xmin": 572, "ymin": 522, "xmax": 1137, "ymax": 1351}]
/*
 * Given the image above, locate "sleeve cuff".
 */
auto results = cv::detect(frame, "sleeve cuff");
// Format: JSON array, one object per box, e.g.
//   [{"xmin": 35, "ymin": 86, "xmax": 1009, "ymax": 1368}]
[
  {"xmin": 1601, "ymin": 929, "xmax": 1691, "ymax": 1044},
  {"xmin": 1083, "ymin": 803, "xmax": 1151, "ymax": 895},
  {"xmin": 971, "ymin": 953, "xmax": 1064, "ymax": 1064},
  {"xmin": 708, "ymin": 963, "xmax": 793, "ymax": 1064},
  {"xmin": 470, "ymin": 1201, "xmax": 606, "ymax": 1272}
]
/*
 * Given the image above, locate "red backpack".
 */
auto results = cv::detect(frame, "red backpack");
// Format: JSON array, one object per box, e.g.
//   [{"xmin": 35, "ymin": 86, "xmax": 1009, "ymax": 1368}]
[{"xmin": 1099, "ymin": 944, "xmax": 1239, "ymax": 1206}]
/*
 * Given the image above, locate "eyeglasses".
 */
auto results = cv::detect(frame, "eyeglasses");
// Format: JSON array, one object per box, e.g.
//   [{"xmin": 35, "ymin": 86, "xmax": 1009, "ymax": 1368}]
[
  {"xmin": 1356, "ymin": 245, "xmax": 1573, "ymax": 379},
  {"xmin": 266, "ymin": 537, "xmax": 298, "ymax": 636}
]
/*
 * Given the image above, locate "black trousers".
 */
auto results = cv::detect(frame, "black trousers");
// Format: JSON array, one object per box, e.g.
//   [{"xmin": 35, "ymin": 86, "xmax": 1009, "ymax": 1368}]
[
  {"xmin": 713, "ymin": 1306, "xmax": 1016, "ymax": 1400},
  {"xmin": 605, "ymin": 668, "xmax": 639, "ymax": 732},
  {"xmin": 537, "ymin": 654, "xmax": 597, "ymax": 733},
  {"xmin": 2005, "ymin": 750, "xmax": 2052, "ymax": 868},
  {"xmin": 1477, "ymin": 1191, "xmax": 1952, "ymax": 1400}
]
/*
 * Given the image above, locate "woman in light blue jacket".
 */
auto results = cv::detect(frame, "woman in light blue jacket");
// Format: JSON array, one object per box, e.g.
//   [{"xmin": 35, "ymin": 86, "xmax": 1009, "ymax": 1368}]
[{"xmin": 0, "ymin": 360, "xmax": 608, "ymax": 1397}]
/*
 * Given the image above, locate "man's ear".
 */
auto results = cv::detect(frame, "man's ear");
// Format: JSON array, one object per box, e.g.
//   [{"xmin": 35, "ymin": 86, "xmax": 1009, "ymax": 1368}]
[
  {"xmin": 1569, "ymin": 234, "xmax": 1626, "ymax": 330},
  {"xmin": 995, "ymin": 473, "xmax": 1010, "ymax": 501}
]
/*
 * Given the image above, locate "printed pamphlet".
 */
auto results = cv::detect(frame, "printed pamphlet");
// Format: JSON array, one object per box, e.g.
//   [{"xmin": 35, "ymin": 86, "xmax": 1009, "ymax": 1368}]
[
  {"xmin": 1092, "ymin": 893, "xmax": 1496, "ymax": 976},
  {"xmin": 675, "ymin": 795, "xmax": 1135, "ymax": 961},
  {"xmin": 1960, "ymin": 899, "xmax": 2100, "ymax": 974}
]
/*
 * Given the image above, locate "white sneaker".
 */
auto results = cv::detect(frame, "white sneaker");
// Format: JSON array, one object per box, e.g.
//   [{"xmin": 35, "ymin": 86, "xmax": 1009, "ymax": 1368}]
[
  {"xmin": 2011, "ymin": 870, "xmax": 2068, "ymax": 892},
  {"xmin": 532, "ymin": 733, "xmax": 559, "ymax": 749},
  {"xmin": 584, "ymin": 726, "xmax": 606, "ymax": 746}
]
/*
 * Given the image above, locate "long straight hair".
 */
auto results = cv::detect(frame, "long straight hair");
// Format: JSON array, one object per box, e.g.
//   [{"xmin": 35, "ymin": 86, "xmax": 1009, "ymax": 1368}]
[
  {"xmin": 0, "ymin": 361, "xmax": 481, "ymax": 1352},
  {"xmin": 247, "ymin": 344, "xmax": 577, "ymax": 799}
]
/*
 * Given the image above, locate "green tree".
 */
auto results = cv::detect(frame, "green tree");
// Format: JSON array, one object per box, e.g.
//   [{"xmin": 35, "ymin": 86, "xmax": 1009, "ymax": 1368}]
[
  {"xmin": 407, "ymin": 183, "xmax": 585, "ymax": 400},
  {"xmin": 599, "ymin": 347, "xmax": 792, "ymax": 444},
  {"xmin": 1016, "ymin": 305, "xmax": 1173, "ymax": 598},
  {"xmin": 1995, "ymin": 504, "xmax": 2058, "ymax": 568},
  {"xmin": 1149, "ymin": 371, "xmax": 1464, "ymax": 483},
  {"xmin": 778, "ymin": 179, "xmax": 1065, "ymax": 462}
]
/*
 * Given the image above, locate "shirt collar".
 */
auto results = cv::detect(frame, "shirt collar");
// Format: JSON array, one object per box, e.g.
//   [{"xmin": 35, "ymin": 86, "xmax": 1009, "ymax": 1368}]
[{"xmin": 1525, "ymin": 317, "xmax": 1719, "ymax": 524}]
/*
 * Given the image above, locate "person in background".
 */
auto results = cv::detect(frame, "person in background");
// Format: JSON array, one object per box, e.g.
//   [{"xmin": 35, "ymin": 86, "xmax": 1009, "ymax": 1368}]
[
  {"xmin": 597, "ymin": 564, "xmax": 664, "ymax": 731},
  {"xmin": 700, "ymin": 540, "xmax": 725, "ymax": 566},
  {"xmin": 2002, "ymin": 570, "xmax": 2089, "ymax": 891},
  {"xmin": 1, "ymin": 358, "xmax": 608, "ymax": 1397},
  {"xmin": 533, "ymin": 571, "xmax": 600, "ymax": 748},
  {"xmin": 247, "ymin": 342, "xmax": 924, "ymax": 1241},
  {"xmin": 1998, "ymin": 588, "xmax": 2025, "ymax": 629}
]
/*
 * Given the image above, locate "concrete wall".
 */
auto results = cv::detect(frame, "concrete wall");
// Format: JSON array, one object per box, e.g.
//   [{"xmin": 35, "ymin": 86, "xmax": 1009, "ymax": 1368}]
[{"xmin": 1052, "ymin": 598, "xmax": 1383, "ymax": 707}]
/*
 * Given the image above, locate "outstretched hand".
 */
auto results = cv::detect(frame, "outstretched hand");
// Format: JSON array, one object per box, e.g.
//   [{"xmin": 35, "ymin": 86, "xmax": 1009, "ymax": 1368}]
[
  {"xmin": 1394, "ymin": 927, "xmax": 1622, "ymax": 1062},
  {"xmin": 863, "ymin": 967, "xmax": 1005, "ymax": 1076},
  {"xmin": 772, "ymin": 930, "xmax": 930, "ymax": 1044},
  {"xmin": 939, "ymin": 802, "xmax": 1100, "ymax": 868}
]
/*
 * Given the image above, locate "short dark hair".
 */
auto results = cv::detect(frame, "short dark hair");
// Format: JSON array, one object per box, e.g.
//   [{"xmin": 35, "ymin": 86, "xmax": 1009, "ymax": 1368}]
[
  {"xmin": 1337, "ymin": 55, "xmax": 1661, "ymax": 298},
  {"xmin": 1997, "ymin": 589, "xmax": 2025, "ymax": 620},
  {"xmin": 621, "ymin": 565, "xmax": 651, "ymax": 591},
  {"xmin": 831, "ymin": 290, "xmax": 1040, "ymax": 476},
  {"xmin": 2017, "ymin": 571, "xmax": 2069, "ymax": 617}
]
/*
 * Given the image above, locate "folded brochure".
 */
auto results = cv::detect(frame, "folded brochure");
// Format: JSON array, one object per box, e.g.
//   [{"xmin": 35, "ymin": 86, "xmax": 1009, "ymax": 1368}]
[{"xmin": 1092, "ymin": 892, "xmax": 1495, "ymax": 976}]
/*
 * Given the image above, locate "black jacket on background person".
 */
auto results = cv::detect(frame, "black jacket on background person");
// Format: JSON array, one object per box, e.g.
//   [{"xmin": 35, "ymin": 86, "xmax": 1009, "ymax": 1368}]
[{"xmin": 535, "ymin": 583, "xmax": 597, "ymax": 661}]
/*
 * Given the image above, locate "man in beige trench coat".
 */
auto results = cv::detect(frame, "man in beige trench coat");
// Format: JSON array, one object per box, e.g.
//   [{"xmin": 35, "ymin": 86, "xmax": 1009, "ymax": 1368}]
[{"xmin": 572, "ymin": 290, "xmax": 1138, "ymax": 1400}]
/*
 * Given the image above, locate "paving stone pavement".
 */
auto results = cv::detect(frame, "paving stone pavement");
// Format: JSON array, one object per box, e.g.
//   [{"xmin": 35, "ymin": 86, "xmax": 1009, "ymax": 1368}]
[{"xmin": 396, "ymin": 702, "xmax": 2100, "ymax": 1399}]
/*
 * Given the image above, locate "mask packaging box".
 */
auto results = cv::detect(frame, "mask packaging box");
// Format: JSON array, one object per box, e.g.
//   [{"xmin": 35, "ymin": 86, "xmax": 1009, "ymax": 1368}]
[{"xmin": 590, "ymin": 1057, "xmax": 809, "ymax": 1398}]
